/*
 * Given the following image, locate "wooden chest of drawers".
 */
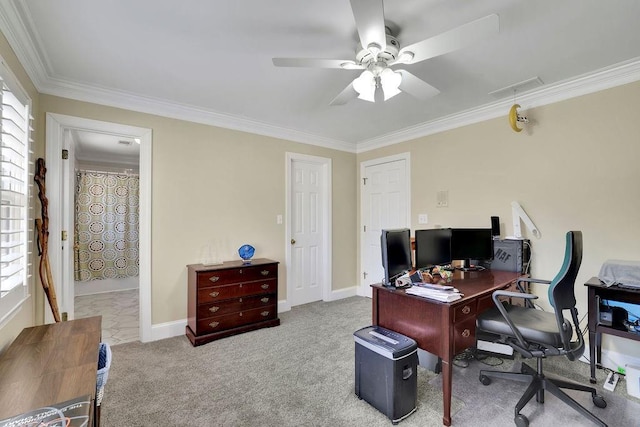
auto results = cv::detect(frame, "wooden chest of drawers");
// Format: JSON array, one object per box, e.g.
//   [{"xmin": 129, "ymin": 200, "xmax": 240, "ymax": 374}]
[{"xmin": 186, "ymin": 258, "xmax": 280, "ymax": 346}]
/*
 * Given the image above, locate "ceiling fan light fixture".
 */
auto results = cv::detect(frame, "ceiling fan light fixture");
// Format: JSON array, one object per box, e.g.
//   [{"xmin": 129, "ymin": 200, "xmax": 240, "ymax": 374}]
[
  {"xmin": 380, "ymin": 68, "xmax": 402, "ymax": 100},
  {"xmin": 353, "ymin": 70, "xmax": 376, "ymax": 102},
  {"xmin": 396, "ymin": 51, "xmax": 414, "ymax": 64},
  {"xmin": 340, "ymin": 61, "xmax": 360, "ymax": 70},
  {"xmin": 367, "ymin": 42, "xmax": 382, "ymax": 58}
]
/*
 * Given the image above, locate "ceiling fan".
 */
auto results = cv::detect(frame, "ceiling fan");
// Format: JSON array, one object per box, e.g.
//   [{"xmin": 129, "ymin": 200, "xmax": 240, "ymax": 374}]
[{"xmin": 272, "ymin": 0, "xmax": 499, "ymax": 105}]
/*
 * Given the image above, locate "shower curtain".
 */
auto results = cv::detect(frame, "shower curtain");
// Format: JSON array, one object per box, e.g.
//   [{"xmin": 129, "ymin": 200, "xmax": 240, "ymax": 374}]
[{"xmin": 74, "ymin": 171, "xmax": 139, "ymax": 281}]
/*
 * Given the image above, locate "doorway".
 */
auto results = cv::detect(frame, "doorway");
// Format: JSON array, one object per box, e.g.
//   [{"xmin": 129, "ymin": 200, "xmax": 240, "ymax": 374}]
[
  {"xmin": 285, "ymin": 153, "xmax": 332, "ymax": 307},
  {"xmin": 45, "ymin": 113, "xmax": 152, "ymax": 342},
  {"xmin": 359, "ymin": 153, "xmax": 411, "ymax": 297}
]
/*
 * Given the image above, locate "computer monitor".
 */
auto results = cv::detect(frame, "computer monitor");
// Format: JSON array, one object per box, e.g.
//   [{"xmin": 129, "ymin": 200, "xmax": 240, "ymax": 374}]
[
  {"xmin": 450, "ymin": 228, "xmax": 494, "ymax": 271},
  {"xmin": 380, "ymin": 228, "xmax": 412, "ymax": 286},
  {"xmin": 414, "ymin": 228, "xmax": 452, "ymax": 270}
]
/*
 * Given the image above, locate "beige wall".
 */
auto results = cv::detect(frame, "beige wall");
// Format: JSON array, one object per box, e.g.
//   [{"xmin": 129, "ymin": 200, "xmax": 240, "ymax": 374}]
[
  {"xmin": 37, "ymin": 95, "xmax": 357, "ymax": 324},
  {"xmin": 357, "ymin": 81, "xmax": 640, "ymax": 358}
]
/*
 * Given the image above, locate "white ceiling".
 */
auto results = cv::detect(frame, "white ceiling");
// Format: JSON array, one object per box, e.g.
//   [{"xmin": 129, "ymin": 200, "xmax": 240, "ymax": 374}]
[
  {"xmin": 71, "ymin": 130, "xmax": 140, "ymax": 167},
  {"xmin": 1, "ymin": 0, "xmax": 640, "ymax": 153}
]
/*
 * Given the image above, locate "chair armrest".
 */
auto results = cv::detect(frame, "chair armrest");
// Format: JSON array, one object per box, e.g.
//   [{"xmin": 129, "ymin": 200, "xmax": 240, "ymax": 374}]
[
  {"xmin": 516, "ymin": 277, "xmax": 551, "ymax": 288},
  {"xmin": 515, "ymin": 278, "xmax": 551, "ymax": 308},
  {"xmin": 492, "ymin": 290, "xmax": 538, "ymax": 301},
  {"xmin": 491, "ymin": 290, "xmax": 539, "ymax": 348}
]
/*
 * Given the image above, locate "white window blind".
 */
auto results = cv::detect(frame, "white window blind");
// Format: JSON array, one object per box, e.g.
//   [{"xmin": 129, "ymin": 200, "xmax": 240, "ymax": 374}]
[{"xmin": 0, "ymin": 58, "xmax": 32, "ymax": 323}]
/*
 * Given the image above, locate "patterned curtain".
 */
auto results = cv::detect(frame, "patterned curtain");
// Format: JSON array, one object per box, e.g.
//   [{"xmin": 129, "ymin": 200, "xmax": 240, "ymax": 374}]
[{"xmin": 74, "ymin": 171, "xmax": 139, "ymax": 281}]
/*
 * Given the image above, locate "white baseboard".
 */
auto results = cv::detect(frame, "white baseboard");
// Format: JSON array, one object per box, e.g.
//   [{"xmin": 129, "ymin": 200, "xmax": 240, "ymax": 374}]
[
  {"xmin": 580, "ymin": 349, "xmax": 640, "ymax": 375},
  {"xmin": 325, "ymin": 286, "xmax": 357, "ymax": 301},
  {"xmin": 75, "ymin": 277, "xmax": 139, "ymax": 296},
  {"xmin": 150, "ymin": 319, "xmax": 187, "ymax": 342},
  {"xmin": 148, "ymin": 287, "xmax": 359, "ymax": 342}
]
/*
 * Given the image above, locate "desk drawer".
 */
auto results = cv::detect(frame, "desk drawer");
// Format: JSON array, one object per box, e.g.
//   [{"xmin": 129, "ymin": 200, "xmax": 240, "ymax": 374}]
[
  {"xmin": 198, "ymin": 279, "xmax": 277, "ymax": 303},
  {"xmin": 454, "ymin": 317, "xmax": 477, "ymax": 354},
  {"xmin": 454, "ymin": 302, "xmax": 476, "ymax": 322},
  {"xmin": 196, "ymin": 294, "xmax": 276, "ymax": 319},
  {"xmin": 197, "ymin": 264, "xmax": 277, "ymax": 288},
  {"xmin": 195, "ymin": 305, "xmax": 277, "ymax": 335}
]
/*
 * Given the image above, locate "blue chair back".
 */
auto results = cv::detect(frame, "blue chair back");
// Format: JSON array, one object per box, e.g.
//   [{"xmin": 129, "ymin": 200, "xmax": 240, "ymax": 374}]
[
  {"xmin": 547, "ymin": 231, "xmax": 584, "ymax": 360},
  {"xmin": 548, "ymin": 231, "xmax": 582, "ymax": 310}
]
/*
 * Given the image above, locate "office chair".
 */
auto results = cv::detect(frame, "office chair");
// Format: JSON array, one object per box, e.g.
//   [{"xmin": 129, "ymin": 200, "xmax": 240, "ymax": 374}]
[{"xmin": 476, "ymin": 231, "xmax": 607, "ymax": 427}]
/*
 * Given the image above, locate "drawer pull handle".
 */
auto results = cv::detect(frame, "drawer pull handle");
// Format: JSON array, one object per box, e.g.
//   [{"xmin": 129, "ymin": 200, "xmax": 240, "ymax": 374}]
[
  {"xmin": 239, "ymin": 312, "xmax": 243, "ymax": 316},
  {"xmin": 261, "ymin": 270, "xmax": 270, "ymax": 276},
  {"xmin": 209, "ymin": 306, "xmax": 220, "ymax": 313},
  {"xmin": 462, "ymin": 329, "xmax": 470, "ymax": 338},
  {"xmin": 261, "ymin": 311, "xmax": 270, "ymax": 317},
  {"xmin": 209, "ymin": 321, "xmax": 220, "ymax": 328},
  {"xmin": 209, "ymin": 276, "xmax": 220, "ymax": 283},
  {"xmin": 261, "ymin": 284, "xmax": 269, "ymax": 290},
  {"xmin": 261, "ymin": 297, "xmax": 270, "ymax": 303},
  {"xmin": 239, "ymin": 298, "xmax": 243, "ymax": 303},
  {"xmin": 462, "ymin": 305, "xmax": 471, "ymax": 315},
  {"xmin": 209, "ymin": 291, "xmax": 220, "ymax": 298}
]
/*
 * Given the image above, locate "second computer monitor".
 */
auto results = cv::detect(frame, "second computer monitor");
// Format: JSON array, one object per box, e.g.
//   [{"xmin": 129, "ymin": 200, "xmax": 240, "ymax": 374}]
[
  {"xmin": 414, "ymin": 228, "xmax": 452, "ymax": 270},
  {"xmin": 450, "ymin": 228, "xmax": 494, "ymax": 268}
]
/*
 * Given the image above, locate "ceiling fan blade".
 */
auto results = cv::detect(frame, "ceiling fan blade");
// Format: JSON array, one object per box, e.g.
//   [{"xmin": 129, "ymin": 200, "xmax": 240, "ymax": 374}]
[
  {"xmin": 396, "ymin": 70, "xmax": 440, "ymax": 99},
  {"xmin": 272, "ymin": 58, "xmax": 363, "ymax": 69},
  {"xmin": 329, "ymin": 82, "xmax": 359, "ymax": 106},
  {"xmin": 350, "ymin": 0, "xmax": 386, "ymax": 51},
  {"xmin": 399, "ymin": 14, "xmax": 499, "ymax": 64}
]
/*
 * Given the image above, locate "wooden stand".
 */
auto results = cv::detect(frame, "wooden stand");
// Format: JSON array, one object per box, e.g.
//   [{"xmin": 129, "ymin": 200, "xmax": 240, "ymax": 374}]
[{"xmin": 186, "ymin": 258, "xmax": 280, "ymax": 346}]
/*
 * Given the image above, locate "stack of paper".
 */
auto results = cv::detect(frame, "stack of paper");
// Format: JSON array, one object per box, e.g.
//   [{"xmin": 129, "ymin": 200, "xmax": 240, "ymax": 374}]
[{"xmin": 405, "ymin": 286, "xmax": 462, "ymax": 302}]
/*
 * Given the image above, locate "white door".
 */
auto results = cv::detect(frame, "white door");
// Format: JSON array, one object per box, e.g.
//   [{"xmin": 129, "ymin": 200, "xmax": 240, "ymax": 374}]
[
  {"xmin": 360, "ymin": 154, "xmax": 411, "ymax": 297},
  {"xmin": 287, "ymin": 154, "xmax": 331, "ymax": 307}
]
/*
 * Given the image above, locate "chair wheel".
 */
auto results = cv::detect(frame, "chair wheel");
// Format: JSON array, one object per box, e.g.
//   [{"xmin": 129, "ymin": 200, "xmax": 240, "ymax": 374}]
[
  {"xmin": 593, "ymin": 395, "xmax": 607, "ymax": 408},
  {"xmin": 479, "ymin": 374, "xmax": 491, "ymax": 386},
  {"xmin": 515, "ymin": 414, "xmax": 529, "ymax": 427}
]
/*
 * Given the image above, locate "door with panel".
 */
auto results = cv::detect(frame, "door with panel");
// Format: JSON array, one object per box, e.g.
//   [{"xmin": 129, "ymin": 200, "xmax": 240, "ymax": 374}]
[
  {"xmin": 360, "ymin": 155, "xmax": 410, "ymax": 297},
  {"xmin": 290, "ymin": 159, "xmax": 326, "ymax": 306}
]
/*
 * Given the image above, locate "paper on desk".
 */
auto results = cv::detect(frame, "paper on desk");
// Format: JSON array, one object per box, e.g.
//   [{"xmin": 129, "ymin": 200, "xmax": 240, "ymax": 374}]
[{"xmin": 405, "ymin": 287, "xmax": 462, "ymax": 302}]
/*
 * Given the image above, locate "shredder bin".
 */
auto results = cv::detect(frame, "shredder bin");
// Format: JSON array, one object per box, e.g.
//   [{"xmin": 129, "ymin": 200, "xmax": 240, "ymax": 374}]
[{"xmin": 354, "ymin": 325, "xmax": 418, "ymax": 424}]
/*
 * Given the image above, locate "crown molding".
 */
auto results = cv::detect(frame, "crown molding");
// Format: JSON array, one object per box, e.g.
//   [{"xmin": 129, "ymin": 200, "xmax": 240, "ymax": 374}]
[
  {"xmin": 357, "ymin": 57, "xmax": 640, "ymax": 153},
  {"xmin": 0, "ymin": 0, "xmax": 49, "ymax": 88},
  {"xmin": 1, "ymin": 1, "xmax": 639, "ymax": 155},
  {"xmin": 39, "ymin": 75, "xmax": 357, "ymax": 153}
]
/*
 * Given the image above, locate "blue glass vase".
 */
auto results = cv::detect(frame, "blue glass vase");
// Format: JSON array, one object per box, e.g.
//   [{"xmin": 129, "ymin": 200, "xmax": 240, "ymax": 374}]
[{"xmin": 238, "ymin": 244, "xmax": 255, "ymax": 264}]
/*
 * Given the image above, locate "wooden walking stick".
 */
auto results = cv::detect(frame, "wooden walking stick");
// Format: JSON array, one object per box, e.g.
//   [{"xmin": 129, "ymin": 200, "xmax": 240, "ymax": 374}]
[{"xmin": 34, "ymin": 158, "xmax": 61, "ymax": 322}]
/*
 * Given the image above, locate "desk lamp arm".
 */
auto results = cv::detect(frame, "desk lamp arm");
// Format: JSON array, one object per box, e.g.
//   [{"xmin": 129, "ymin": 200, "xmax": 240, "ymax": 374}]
[{"xmin": 510, "ymin": 201, "xmax": 541, "ymax": 239}]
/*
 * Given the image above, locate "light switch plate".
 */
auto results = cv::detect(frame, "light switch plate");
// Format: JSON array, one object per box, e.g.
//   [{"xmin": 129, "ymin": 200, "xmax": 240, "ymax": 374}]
[{"xmin": 418, "ymin": 214, "xmax": 428, "ymax": 224}]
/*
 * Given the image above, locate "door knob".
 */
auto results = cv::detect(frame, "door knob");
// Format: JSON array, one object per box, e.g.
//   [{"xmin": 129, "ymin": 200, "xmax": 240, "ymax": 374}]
[{"xmin": 291, "ymin": 239, "xmax": 296, "ymax": 245}]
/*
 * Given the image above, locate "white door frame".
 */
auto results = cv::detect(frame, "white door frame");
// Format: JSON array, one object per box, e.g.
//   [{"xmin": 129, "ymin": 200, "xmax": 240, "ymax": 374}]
[
  {"xmin": 285, "ymin": 152, "xmax": 332, "ymax": 309},
  {"xmin": 45, "ymin": 113, "xmax": 153, "ymax": 342},
  {"xmin": 359, "ymin": 152, "xmax": 411, "ymax": 297}
]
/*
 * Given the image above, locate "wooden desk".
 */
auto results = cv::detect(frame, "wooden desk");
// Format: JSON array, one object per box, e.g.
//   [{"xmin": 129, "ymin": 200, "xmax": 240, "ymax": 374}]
[
  {"xmin": 0, "ymin": 317, "xmax": 102, "ymax": 424},
  {"xmin": 371, "ymin": 270, "xmax": 522, "ymax": 426},
  {"xmin": 585, "ymin": 276, "xmax": 640, "ymax": 383}
]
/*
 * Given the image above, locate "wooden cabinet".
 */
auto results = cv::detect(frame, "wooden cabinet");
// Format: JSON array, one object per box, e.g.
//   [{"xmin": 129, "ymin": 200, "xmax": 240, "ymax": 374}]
[
  {"xmin": 186, "ymin": 258, "xmax": 280, "ymax": 346},
  {"xmin": 0, "ymin": 317, "xmax": 101, "ymax": 425}
]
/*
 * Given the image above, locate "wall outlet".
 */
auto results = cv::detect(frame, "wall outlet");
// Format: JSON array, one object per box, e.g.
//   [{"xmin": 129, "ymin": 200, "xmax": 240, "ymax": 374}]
[{"xmin": 418, "ymin": 214, "xmax": 428, "ymax": 224}]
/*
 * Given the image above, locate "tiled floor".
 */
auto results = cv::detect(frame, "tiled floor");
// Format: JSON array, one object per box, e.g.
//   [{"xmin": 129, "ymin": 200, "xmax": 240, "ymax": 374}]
[{"xmin": 75, "ymin": 289, "xmax": 139, "ymax": 346}]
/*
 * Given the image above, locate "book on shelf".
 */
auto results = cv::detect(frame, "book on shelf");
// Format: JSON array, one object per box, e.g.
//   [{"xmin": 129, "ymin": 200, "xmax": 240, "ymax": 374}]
[{"xmin": 0, "ymin": 395, "xmax": 91, "ymax": 427}]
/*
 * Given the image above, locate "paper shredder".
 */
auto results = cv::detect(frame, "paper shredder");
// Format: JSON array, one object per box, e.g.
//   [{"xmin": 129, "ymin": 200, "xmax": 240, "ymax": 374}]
[{"xmin": 354, "ymin": 325, "xmax": 418, "ymax": 424}]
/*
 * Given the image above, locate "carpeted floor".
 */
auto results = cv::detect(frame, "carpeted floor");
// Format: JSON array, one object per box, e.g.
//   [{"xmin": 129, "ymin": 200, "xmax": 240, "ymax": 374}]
[{"xmin": 101, "ymin": 296, "xmax": 639, "ymax": 426}]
